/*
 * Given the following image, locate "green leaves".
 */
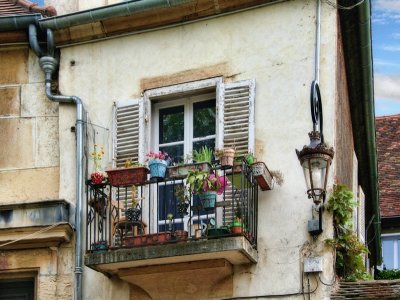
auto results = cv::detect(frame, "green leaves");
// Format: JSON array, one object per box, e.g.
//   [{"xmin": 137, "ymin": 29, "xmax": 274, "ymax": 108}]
[
  {"xmin": 193, "ymin": 146, "xmax": 214, "ymax": 164},
  {"xmin": 326, "ymin": 184, "xmax": 369, "ymax": 281}
]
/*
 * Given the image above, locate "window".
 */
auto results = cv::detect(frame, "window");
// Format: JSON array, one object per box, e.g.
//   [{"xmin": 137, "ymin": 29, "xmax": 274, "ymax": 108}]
[
  {"xmin": 113, "ymin": 78, "xmax": 255, "ymax": 233},
  {"xmin": 0, "ymin": 278, "xmax": 35, "ymax": 300},
  {"xmin": 382, "ymin": 235, "xmax": 400, "ymax": 270},
  {"xmin": 154, "ymin": 94, "xmax": 216, "ymax": 163}
]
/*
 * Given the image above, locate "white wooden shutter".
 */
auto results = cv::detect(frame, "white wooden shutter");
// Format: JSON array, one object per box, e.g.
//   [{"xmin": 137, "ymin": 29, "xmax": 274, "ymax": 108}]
[
  {"xmin": 113, "ymin": 99, "xmax": 146, "ymax": 220},
  {"xmin": 113, "ymin": 99, "xmax": 144, "ymax": 167},
  {"xmin": 358, "ymin": 186, "xmax": 366, "ymax": 243},
  {"xmin": 217, "ymin": 79, "xmax": 255, "ymax": 225},
  {"xmin": 220, "ymin": 79, "xmax": 255, "ymax": 155}
]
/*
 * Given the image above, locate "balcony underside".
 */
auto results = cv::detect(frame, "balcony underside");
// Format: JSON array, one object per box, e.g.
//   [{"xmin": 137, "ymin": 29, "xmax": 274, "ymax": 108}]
[{"xmin": 85, "ymin": 236, "xmax": 257, "ymax": 275}]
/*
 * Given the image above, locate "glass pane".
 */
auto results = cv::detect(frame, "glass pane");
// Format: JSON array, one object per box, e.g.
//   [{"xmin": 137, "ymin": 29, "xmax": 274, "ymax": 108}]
[
  {"xmin": 160, "ymin": 144, "xmax": 184, "ymax": 164},
  {"xmin": 158, "ymin": 184, "xmax": 175, "ymax": 221},
  {"xmin": 382, "ymin": 239, "xmax": 395, "ymax": 269},
  {"xmin": 193, "ymin": 100, "xmax": 216, "ymax": 138},
  {"xmin": 159, "ymin": 106, "xmax": 184, "ymax": 143},
  {"xmin": 193, "ymin": 139, "xmax": 215, "ymax": 154}
]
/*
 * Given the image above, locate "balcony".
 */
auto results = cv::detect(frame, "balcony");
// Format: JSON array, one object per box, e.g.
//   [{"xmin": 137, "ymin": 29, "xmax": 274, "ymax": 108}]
[{"xmin": 84, "ymin": 161, "xmax": 259, "ymax": 291}]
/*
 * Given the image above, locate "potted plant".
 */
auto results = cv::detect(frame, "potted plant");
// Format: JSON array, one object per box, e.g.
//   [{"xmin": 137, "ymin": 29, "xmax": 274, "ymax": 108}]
[
  {"xmin": 174, "ymin": 185, "xmax": 190, "ymax": 216},
  {"xmin": 230, "ymin": 153, "xmax": 255, "ymax": 189},
  {"xmin": 167, "ymin": 146, "xmax": 213, "ymax": 179},
  {"xmin": 146, "ymin": 150, "xmax": 170, "ymax": 180},
  {"xmin": 90, "ymin": 144, "xmax": 106, "ymax": 184},
  {"xmin": 216, "ymin": 147, "xmax": 236, "ymax": 168},
  {"xmin": 231, "ymin": 203, "xmax": 243, "ymax": 234},
  {"xmin": 251, "ymin": 161, "xmax": 275, "ymax": 191},
  {"xmin": 106, "ymin": 160, "xmax": 149, "ymax": 187},
  {"xmin": 186, "ymin": 170, "xmax": 227, "ymax": 210},
  {"xmin": 125, "ymin": 185, "xmax": 141, "ymax": 223},
  {"xmin": 91, "ymin": 240, "xmax": 108, "ymax": 252}
]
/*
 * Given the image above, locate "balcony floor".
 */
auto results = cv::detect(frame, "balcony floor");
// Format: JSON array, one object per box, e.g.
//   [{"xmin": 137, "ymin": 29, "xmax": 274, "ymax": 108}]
[{"xmin": 85, "ymin": 236, "xmax": 257, "ymax": 275}]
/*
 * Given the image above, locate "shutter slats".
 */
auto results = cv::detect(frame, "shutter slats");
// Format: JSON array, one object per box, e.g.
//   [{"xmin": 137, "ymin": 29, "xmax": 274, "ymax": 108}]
[
  {"xmin": 115, "ymin": 103, "xmax": 140, "ymax": 167},
  {"xmin": 222, "ymin": 80, "xmax": 255, "ymax": 156}
]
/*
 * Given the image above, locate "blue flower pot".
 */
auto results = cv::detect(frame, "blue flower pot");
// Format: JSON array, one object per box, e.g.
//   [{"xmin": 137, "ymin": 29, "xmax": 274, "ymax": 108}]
[
  {"xmin": 148, "ymin": 160, "xmax": 168, "ymax": 179},
  {"xmin": 199, "ymin": 192, "xmax": 216, "ymax": 211}
]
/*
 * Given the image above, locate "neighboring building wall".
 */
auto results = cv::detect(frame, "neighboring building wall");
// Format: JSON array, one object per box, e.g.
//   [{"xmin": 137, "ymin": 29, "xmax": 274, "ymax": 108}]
[
  {"xmin": 55, "ymin": 1, "xmax": 338, "ymax": 299},
  {"xmin": 0, "ymin": 47, "xmax": 59, "ymax": 203},
  {"xmin": 376, "ymin": 114, "xmax": 400, "ymax": 269},
  {"xmin": 335, "ymin": 20, "xmax": 355, "ymax": 189},
  {"xmin": 0, "ymin": 46, "xmax": 74, "ymax": 298}
]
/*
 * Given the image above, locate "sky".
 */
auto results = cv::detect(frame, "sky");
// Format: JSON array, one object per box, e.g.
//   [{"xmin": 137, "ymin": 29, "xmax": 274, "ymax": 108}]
[{"xmin": 372, "ymin": 0, "xmax": 400, "ymax": 116}]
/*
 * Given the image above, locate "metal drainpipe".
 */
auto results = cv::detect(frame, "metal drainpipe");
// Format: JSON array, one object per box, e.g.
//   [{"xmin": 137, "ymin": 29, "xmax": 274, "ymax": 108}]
[{"xmin": 29, "ymin": 25, "xmax": 85, "ymax": 300}]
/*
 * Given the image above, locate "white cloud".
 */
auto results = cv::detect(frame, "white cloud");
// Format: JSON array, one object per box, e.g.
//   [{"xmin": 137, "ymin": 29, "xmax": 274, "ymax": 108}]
[
  {"xmin": 374, "ymin": 58, "xmax": 400, "ymax": 68},
  {"xmin": 373, "ymin": 0, "xmax": 400, "ymax": 23},
  {"xmin": 375, "ymin": 0, "xmax": 400, "ymax": 11},
  {"xmin": 374, "ymin": 73, "xmax": 400, "ymax": 101},
  {"xmin": 393, "ymin": 33, "xmax": 400, "ymax": 39},
  {"xmin": 381, "ymin": 44, "xmax": 400, "ymax": 51}
]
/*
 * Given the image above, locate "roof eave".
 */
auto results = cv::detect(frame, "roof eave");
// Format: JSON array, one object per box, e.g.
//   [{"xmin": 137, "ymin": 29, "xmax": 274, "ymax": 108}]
[{"xmin": 339, "ymin": 0, "xmax": 381, "ymax": 266}]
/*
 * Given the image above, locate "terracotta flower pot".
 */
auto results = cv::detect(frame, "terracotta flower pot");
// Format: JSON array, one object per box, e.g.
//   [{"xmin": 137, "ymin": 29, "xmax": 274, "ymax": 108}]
[
  {"xmin": 106, "ymin": 166, "xmax": 149, "ymax": 187},
  {"xmin": 221, "ymin": 148, "xmax": 235, "ymax": 167}
]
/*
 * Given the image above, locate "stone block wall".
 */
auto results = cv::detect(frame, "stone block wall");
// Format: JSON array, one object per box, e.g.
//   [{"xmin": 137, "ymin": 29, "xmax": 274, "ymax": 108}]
[{"xmin": 0, "ymin": 47, "xmax": 60, "ymax": 204}]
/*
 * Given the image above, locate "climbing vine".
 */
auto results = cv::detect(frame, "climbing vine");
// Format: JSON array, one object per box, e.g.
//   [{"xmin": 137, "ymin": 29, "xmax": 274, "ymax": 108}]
[{"xmin": 325, "ymin": 184, "xmax": 370, "ymax": 281}]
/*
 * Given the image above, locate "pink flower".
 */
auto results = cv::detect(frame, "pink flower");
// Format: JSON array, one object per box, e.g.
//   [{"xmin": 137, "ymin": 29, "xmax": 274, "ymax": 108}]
[{"xmin": 203, "ymin": 174, "xmax": 227, "ymax": 194}]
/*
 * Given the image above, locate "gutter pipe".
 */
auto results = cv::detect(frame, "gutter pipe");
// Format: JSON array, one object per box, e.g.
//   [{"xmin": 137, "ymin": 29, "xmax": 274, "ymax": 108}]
[
  {"xmin": 357, "ymin": 0, "xmax": 381, "ymax": 265},
  {"xmin": 28, "ymin": 24, "xmax": 85, "ymax": 300},
  {"xmin": 0, "ymin": 14, "xmax": 41, "ymax": 31},
  {"xmin": 38, "ymin": 0, "xmax": 194, "ymax": 30}
]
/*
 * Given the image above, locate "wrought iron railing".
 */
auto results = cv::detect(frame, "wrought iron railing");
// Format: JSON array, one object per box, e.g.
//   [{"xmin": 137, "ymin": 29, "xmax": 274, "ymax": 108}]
[{"xmin": 86, "ymin": 161, "xmax": 258, "ymax": 253}]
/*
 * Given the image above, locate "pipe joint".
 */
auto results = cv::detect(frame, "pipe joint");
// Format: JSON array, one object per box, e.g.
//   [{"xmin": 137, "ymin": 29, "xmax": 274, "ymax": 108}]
[{"xmin": 39, "ymin": 56, "xmax": 58, "ymax": 76}]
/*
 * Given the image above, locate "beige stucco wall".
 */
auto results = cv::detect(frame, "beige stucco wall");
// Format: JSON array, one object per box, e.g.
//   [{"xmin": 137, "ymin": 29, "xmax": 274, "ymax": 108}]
[{"xmin": 55, "ymin": 0, "xmax": 338, "ymax": 299}]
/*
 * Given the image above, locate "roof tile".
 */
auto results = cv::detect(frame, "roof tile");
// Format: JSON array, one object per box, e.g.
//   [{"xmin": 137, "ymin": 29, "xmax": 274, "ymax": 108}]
[
  {"xmin": 0, "ymin": 0, "xmax": 56, "ymax": 17},
  {"xmin": 376, "ymin": 114, "xmax": 400, "ymax": 217}
]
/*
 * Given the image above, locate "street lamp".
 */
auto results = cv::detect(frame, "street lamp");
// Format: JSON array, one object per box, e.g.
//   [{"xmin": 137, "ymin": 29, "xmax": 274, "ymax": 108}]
[
  {"xmin": 296, "ymin": 131, "xmax": 334, "ymax": 205},
  {"xmin": 295, "ymin": 81, "xmax": 334, "ymax": 235}
]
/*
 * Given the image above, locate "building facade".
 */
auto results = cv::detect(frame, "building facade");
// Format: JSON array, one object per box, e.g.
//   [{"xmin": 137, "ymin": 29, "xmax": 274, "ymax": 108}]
[{"xmin": 0, "ymin": 0, "xmax": 380, "ymax": 299}]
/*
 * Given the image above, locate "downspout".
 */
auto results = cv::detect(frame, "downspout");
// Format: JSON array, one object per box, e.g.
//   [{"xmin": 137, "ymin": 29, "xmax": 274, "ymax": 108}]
[{"xmin": 29, "ymin": 24, "xmax": 85, "ymax": 300}]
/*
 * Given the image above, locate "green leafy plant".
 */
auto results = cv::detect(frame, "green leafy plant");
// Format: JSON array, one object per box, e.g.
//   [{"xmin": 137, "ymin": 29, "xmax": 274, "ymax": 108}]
[
  {"xmin": 375, "ymin": 269, "xmax": 400, "ymax": 280},
  {"xmin": 193, "ymin": 146, "xmax": 214, "ymax": 163},
  {"xmin": 325, "ymin": 184, "xmax": 369, "ymax": 281},
  {"xmin": 186, "ymin": 170, "xmax": 218, "ymax": 195}
]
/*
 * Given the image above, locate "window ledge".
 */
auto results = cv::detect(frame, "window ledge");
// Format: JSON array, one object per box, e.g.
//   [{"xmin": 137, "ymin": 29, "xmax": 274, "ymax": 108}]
[{"xmin": 0, "ymin": 223, "xmax": 73, "ymax": 250}]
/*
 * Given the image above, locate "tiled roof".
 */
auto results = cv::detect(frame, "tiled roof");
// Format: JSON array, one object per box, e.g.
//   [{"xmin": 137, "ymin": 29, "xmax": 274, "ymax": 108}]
[
  {"xmin": 331, "ymin": 280, "xmax": 400, "ymax": 299},
  {"xmin": 376, "ymin": 114, "xmax": 400, "ymax": 217},
  {"xmin": 0, "ymin": 0, "xmax": 56, "ymax": 17}
]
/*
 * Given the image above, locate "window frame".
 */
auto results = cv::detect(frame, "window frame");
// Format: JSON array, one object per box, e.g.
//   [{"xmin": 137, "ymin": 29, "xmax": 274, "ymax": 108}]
[
  {"xmin": 141, "ymin": 77, "xmax": 224, "ymax": 164},
  {"xmin": 152, "ymin": 93, "xmax": 217, "ymax": 163},
  {"xmin": 382, "ymin": 234, "xmax": 400, "ymax": 270}
]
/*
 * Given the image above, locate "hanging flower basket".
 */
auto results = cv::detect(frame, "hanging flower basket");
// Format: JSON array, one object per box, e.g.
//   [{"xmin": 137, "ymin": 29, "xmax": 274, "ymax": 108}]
[
  {"xmin": 106, "ymin": 166, "xmax": 149, "ymax": 187},
  {"xmin": 251, "ymin": 162, "xmax": 274, "ymax": 191},
  {"xmin": 148, "ymin": 159, "xmax": 168, "ymax": 179},
  {"xmin": 91, "ymin": 171, "xmax": 105, "ymax": 185}
]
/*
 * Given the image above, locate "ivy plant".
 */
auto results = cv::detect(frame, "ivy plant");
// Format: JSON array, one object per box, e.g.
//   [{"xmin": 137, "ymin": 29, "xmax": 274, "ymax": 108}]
[{"xmin": 325, "ymin": 184, "xmax": 370, "ymax": 281}]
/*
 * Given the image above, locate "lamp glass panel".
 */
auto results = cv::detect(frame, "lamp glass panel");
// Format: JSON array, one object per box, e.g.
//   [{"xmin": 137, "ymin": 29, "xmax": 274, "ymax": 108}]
[{"xmin": 301, "ymin": 157, "xmax": 328, "ymax": 191}]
